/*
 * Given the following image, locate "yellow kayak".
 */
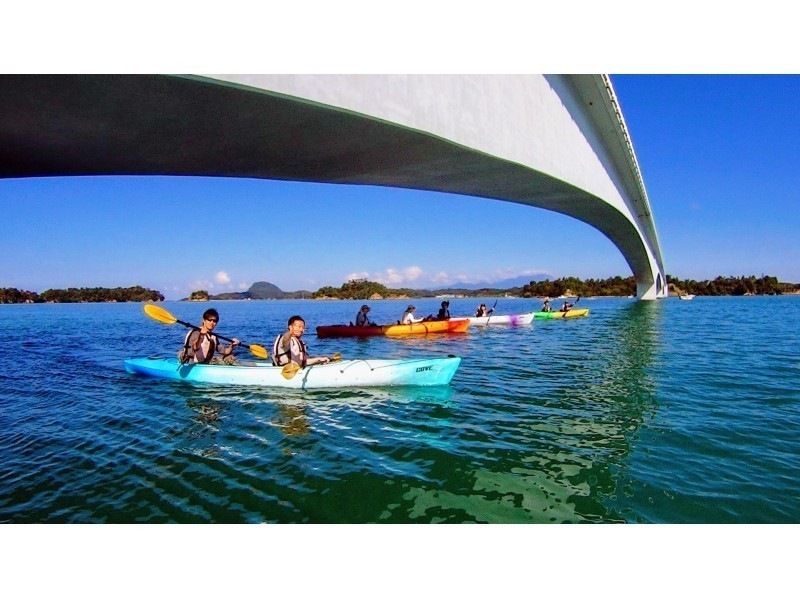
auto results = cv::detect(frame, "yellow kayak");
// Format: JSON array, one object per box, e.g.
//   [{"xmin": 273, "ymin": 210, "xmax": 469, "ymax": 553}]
[{"xmin": 316, "ymin": 318, "xmax": 470, "ymax": 338}]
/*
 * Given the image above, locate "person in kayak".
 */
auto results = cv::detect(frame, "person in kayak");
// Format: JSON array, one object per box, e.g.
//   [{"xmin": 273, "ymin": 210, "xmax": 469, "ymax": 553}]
[
  {"xmin": 541, "ymin": 298, "xmax": 553, "ymax": 312},
  {"xmin": 178, "ymin": 308, "xmax": 240, "ymax": 364},
  {"xmin": 272, "ymin": 315, "xmax": 331, "ymax": 367},
  {"xmin": 401, "ymin": 305, "xmax": 424, "ymax": 325},
  {"xmin": 437, "ymin": 300, "xmax": 451, "ymax": 320},
  {"xmin": 355, "ymin": 304, "xmax": 376, "ymax": 326},
  {"xmin": 475, "ymin": 303, "xmax": 494, "ymax": 317},
  {"xmin": 560, "ymin": 300, "xmax": 574, "ymax": 312}
]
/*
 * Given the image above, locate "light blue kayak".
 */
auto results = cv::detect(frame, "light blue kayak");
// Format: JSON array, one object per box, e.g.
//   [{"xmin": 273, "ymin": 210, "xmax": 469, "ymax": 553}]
[{"xmin": 124, "ymin": 356, "xmax": 462, "ymax": 389}]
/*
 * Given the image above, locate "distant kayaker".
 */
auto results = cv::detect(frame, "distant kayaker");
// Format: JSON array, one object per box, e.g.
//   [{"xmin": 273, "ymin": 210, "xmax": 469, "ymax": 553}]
[
  {"xmin": 475, "ymin": 303, "xmax": 494, "ymax": 317},
  {"xmin": 355, "ymin": 304, "xmax": 375, "ymax": 326},
  {"xmin": 541, "ymin": 298, "xmax": 553, "ymax": 312},
  {"xmin": 401, "ymin": 305, "xmax": 424, "ymax": 325},
  {"xmin": 272, "ymin": 315, "xmax": 330, "ymax": 367},
  {"xmin": 560, "ymin": 301, "xmax": 574, "ymax": 312},
  {"xmin": 178, "ymin": 308, "xmax": 239, "ymax": 364},
  {"xmin": 437, "ymin": 300, "xmax": 451, "ymax": 320}
]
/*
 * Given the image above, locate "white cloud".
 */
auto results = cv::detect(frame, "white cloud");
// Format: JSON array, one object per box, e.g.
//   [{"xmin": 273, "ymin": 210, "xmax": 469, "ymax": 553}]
[
  {"xmin": 346, "ymin": 267, "xmax": 422, "ymax": 286},
  {"xmin": 215, "ymin": 271, "xmax": 231, "ymax": 285},
  {"xmin": 341, "ymin": 266, "xmax": 549, "ymax": 289}
]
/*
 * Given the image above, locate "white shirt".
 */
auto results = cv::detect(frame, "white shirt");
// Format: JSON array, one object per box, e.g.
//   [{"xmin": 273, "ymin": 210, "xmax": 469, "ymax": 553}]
[{"xmin": 402, "ymin": 311, "xmax": 423, "ymax": 324}]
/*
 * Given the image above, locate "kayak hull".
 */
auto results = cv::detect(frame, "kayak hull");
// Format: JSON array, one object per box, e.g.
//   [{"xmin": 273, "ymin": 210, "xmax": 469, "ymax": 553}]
[
  {"xmin": 533, "ymin": 308, "xmax": 589, "ymax": 319},
  {"xmin": 463, "ymin": 312, "xmax": 534, "ymax": 326},
  {"xmin": 316, "ymin": 318, "xmax": 470, "ymax": 338},
  {"xmin": 124, "ymin": 356, "xmax": 462, "ymax": 389}
]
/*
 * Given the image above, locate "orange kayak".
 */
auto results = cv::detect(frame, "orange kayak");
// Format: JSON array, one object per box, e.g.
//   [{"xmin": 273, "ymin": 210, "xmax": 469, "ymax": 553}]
[{"xmin": 316, "ymin": 318, "xmax": 470, "ymax": 338}]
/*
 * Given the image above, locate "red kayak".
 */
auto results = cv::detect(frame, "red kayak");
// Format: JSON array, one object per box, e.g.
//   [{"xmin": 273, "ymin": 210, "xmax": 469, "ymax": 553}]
[{"xmin": 316, "ymin": 318, "xmax": 470, "ymax": 338}]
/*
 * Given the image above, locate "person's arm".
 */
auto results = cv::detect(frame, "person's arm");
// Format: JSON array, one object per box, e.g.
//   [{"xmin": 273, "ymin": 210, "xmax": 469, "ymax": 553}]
[
  {"xmin": 220, "ymin": 337, "xmax": 240, "ymax": 356},
  {"xmin": 307, "ymin": 355, "xmax": 331, "ymax": 365},
  {"xmin": 190, "ymin": 330, "xmax": 204, "ymax": 351}
]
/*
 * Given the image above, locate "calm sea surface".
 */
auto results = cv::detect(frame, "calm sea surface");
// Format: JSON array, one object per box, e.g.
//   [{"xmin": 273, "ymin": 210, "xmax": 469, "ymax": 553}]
[{"xmin": 1, "ymin": 296, "xmax": 798, "ymax": 523}]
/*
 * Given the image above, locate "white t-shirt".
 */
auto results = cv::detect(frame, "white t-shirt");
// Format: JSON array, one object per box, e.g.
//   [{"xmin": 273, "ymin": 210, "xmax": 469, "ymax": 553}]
[{"xmin": 401, "ymin": 311, "xmax": 423, "ymax": 324}]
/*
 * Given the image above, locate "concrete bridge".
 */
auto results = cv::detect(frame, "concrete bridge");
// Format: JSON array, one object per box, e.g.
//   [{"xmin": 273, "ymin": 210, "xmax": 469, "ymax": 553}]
[{"xmin": 0, "ymin": 74, "xmax": 666, "ymax": 299}]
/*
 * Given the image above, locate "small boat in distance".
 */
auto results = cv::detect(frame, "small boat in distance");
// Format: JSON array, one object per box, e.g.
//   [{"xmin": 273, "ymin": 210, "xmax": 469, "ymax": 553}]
[
  {"xmin": 462, "ymin": 312, "xmax": 534, "ymax": 326},
  {"xmin": 316, "ymin": 318, "xmax": 470, "ymax": 338},
  {"xmin": 679, "ymin": 294, "xmax": 695, "ymax": 301},
  {"xmin": 533, "ymin": 308, "xmax": 590, "ymax": 319}
]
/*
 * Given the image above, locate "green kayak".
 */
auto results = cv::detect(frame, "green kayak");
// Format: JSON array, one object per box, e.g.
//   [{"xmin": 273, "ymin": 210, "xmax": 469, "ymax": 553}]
[{"xmin": 533, "ymin": 308, "xmax": 589, "ymax": 319}]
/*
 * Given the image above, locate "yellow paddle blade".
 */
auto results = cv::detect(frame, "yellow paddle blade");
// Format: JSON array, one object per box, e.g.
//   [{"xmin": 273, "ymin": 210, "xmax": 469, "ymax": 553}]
[
  {"xmin": 249, "ymin": 344, "xmax": 269, "ymax": 360},
  {"xmin": 331, "ymin": 352, "xmax": 342, "ymax": 362},
  {"xmin": 281, "ymin": 362, "xmax": 301, "ymax": 380},
  {"xmin": 143, "ymin": 303, "xmax": 177, "ymax": 325}
]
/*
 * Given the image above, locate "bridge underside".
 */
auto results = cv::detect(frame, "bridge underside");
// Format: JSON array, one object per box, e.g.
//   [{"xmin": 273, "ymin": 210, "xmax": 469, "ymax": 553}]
[{"xmin": 0, "ymin": 75, "xmax": 660, "ymax": 295}]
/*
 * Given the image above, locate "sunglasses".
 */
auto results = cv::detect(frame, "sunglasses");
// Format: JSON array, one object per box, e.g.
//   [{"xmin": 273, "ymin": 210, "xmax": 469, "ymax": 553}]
[{"xmin": 205, "ymin": 317, "xmax": 218, "ymax": 323}]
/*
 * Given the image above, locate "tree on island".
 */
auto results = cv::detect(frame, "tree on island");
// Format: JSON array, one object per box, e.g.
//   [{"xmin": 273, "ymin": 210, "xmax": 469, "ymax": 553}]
[
  {"xmin": 314, "ymin": 278, "xmax": 388, "ymax": 299},
  {"xmin": 0, "ymin": 288, "xmax": 39, "ymax": 304},
  {"xmin": 189, "ymin": 290, "xmax": 209, "ymax": 301}
]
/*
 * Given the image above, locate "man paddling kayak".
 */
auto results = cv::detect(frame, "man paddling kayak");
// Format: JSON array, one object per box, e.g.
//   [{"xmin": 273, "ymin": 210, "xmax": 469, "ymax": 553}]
[
  {"xmin": 272, "ymin": 315, "xmax": 331, "ymax": 367},
  {"xmin": 178, "ymin": 308, "xmax": 240, "ymax": 364}
]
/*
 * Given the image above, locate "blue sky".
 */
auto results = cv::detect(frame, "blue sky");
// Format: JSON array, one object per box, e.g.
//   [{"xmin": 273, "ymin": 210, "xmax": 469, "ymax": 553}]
[{"xmin": 1, "ymin": 75, "xmax": 798, "ymax": 300}]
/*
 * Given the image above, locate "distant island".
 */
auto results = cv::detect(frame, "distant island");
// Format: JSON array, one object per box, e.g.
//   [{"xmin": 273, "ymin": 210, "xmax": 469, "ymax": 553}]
[
  {"xmin": 0, "ymin": 286, "xmax": 164, "ymax": 304},
  {"xmin": 2, "ymin": 275, "xmax": 798, "ymax": 305},
  {"xmin": 189, "ymin": 281, "xmax": 311, "ymax": 301},
  {"xmin": 183, "ymin": 275, "xmax": 800, "ymax": 303}
]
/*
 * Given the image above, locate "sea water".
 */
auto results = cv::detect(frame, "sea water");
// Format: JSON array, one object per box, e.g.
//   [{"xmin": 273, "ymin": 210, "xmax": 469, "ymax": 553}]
[{"xmin": 0, "ymin": 296, "xmax": 798, "ymax": 523}]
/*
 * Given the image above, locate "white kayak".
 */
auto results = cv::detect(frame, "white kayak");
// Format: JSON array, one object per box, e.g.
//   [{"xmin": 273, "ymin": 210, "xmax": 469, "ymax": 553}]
[
  {"xmin": 462, "ymin": 312, "xmax": 534, "ymax": 326},
  {"xmin": 124, "ymin": 356, "xmax": 462, "ymax": 389}
]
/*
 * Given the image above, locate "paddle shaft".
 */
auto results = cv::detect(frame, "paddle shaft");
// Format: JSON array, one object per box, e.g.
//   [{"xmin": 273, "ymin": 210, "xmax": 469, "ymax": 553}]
[
  {"xmin": 485, "ymin": 298, "xmax": 498, "ymax": 323},
  {"xmin": 175, "ymin": 318, "xmax": 252, "ymax": 349}
]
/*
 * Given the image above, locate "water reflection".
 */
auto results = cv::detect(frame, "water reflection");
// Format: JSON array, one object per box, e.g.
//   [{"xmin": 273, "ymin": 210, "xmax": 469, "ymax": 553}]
[
  {"xmin": 408, "ymin": 299, "xmax": 664, "ymax": 523},
  {"xmin": 528, "ymin": 299, "xmax": 662, "ymax": 522},
  {"xmin": 273, "ymin": 403, "xmax": 311, "ymax": 437}
]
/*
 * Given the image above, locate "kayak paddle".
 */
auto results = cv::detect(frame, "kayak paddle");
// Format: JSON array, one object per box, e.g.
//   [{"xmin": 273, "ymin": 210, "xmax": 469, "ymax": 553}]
[
  {"xmin": 485, "ymin": 298, "xmax": 498, "ymax": 323},
  {"xmin": 281, "ymin": 352, "xmax": 343, "ymax": 380},
  {"xmin": 143, "ymin": 304, "xmax": 269, "ymax": 360}
]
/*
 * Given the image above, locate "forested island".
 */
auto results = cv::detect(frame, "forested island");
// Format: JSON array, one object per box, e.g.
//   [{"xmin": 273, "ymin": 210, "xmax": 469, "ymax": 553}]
[
  {"xmin": 2, "ymin": 275, "xmax": 798, "ymax": 305},
  {"xmin": 0, "ymin": 286, "xmax": 164, "ymax": 304},
  {"xmin": 311, "ymin": 275, "xmax": 799, "ymax": 299},
  {"xmin": 521, "ymin": 275, "xmax": 799, "ymax": 298}
]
